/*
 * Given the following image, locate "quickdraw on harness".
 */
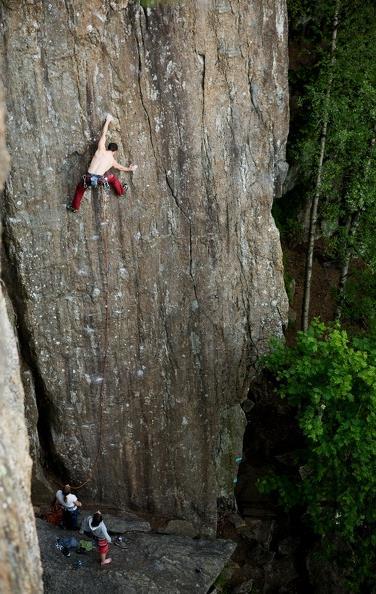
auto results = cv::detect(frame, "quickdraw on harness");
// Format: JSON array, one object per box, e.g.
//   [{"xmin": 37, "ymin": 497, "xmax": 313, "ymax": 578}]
[{"xmin": 82, "ymin": 173, "xmax": 110, "ymax": 192}]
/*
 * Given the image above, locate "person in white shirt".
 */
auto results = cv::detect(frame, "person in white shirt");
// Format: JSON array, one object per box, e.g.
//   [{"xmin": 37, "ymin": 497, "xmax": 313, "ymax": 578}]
[{"xmin": 55, "ymin": 484, "xmax": 82, "ymax": 530}]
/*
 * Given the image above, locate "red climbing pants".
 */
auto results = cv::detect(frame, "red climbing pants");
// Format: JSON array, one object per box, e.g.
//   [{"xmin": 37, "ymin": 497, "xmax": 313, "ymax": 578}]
[{"xmin": 71, "ymin": 173, "xmax": 125, "ymax": 211}]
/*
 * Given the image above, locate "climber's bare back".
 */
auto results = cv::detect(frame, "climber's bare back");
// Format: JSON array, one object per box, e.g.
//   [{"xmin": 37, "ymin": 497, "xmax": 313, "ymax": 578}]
[
  {"xmin": 88, "ymin": 148, "xmax": 116, "ymax": 176},
  {"xmin": 87, "ymin": 114, "xmax": 137, "ymax": 176}
]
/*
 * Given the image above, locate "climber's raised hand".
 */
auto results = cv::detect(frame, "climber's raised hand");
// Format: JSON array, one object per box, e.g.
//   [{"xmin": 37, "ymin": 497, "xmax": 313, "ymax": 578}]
[{"xmin": 98, "ymin": 116, "xmax": 113, "ymax": 149}]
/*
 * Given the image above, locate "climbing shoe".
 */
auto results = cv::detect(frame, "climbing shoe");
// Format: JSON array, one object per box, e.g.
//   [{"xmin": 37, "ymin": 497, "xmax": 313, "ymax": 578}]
[
  {"xmin": 114, "ymin": 536, "xmax": 128, "ymax": 549},
  {"xmin": 66, "ymin": 205, "xmax": 78, "ymax": 213}
]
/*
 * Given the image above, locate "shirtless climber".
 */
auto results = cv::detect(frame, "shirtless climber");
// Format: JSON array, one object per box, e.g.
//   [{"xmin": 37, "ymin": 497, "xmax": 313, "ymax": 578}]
[{"xmin": 68, "ymin": 114, "xmax": 137, "ymax": 212}]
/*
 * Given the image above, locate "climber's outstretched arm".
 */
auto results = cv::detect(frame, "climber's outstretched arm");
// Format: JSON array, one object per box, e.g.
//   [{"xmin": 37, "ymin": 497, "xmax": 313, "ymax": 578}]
[
  {"xmin": 112, "ymin": 161, "xmax": 138, "ymax": 173},
  {"xmin": 98, "ymin": 114, "xmax": 113, "ymax": 150}
]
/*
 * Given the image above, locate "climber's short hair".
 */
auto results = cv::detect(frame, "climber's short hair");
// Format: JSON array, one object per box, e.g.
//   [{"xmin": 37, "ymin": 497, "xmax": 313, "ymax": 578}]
[{"xmin": 108, "ymin": 142, "xmax": 118, "ymax": 152}]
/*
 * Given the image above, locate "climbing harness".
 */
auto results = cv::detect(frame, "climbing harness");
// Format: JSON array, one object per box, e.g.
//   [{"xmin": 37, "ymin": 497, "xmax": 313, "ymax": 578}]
[{"xmin": 82, "ymin": 173, "xmax": 110, "ymax": 192}]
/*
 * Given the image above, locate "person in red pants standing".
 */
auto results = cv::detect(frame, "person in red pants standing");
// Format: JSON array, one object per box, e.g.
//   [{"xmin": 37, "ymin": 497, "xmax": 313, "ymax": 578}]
[
  {"xmin": 68, "ymin": 114, "xmax": 137, "ymax": 212},
  {"xmin": 84, "ymin": 511, "xmax": 112, "ymax": 566}
]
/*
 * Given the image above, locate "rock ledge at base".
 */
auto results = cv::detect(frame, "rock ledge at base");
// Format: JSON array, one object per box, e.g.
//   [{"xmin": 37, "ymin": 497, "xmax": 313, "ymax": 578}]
[{"xmin": 37, "ymin": 518, "xmax": 236, "ymax": 594}]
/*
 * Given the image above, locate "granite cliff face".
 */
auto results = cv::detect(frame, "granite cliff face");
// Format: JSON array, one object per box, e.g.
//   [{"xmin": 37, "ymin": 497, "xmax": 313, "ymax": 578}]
[
  {"xmin": 0, "ymin": 0, "xmax": 288, "ymax": 533},
  {"xmin": 0, "ymin": 83, "xmax": 42, "ymax": 594}
]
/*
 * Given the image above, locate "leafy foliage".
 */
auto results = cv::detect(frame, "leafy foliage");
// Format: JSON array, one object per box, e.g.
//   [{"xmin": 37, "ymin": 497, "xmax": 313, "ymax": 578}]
[
  {"xmin": 258, "ymin": 320, "xmax": 376, "ymax": 590},
  {"xmin": 282, "ymin": 0, "xmax": 376, "ymax": 330},
  {"xmin": 306, "ymin": 10, "xmax": 376, "ymax": 223},
  {"xmin": 340, "ymin": 269, "xmax": 376, "ymax": 336},
  {"xmin": 295, "ymin": 3, "xmax": 376, "ymax": 212}
]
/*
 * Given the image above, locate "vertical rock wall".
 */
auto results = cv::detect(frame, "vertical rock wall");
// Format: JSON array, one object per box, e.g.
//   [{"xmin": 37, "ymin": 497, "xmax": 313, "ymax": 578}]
[
  {"xmin": 0, "ymin": 0, "xmax": 288, "ymax": 532},
  {"xmin": 0, "ymin": 81, "xmax": 42, "ymax": 594}
]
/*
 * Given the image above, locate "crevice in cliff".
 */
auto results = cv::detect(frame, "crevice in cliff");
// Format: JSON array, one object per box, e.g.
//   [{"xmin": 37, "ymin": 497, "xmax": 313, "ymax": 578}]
[
  {"xmin": 196, "ymin": 51, "xmax": 206, "ymax": 125},
  {"xmin": 140, "ymin": 3, "xmax": 151, "ymax": 31},
  {"xmin": 134, "ymin": 6, "xmax": 192, "ymax": 227},
  {"xmin": 199, "ymin": 38, "xmax": 220, "ymax": 265},
  {"xmin": 0, "ymin": 214, "xmax": 69, "ymax": 486},
  {"xmin": 188, "ymin": 222, "xmax": 199, "ymax": 302},
  {"xmin": 248, "ymin": 63, "xmax": 265, "ymax": 126},
  {"xmin": 164, "ymin": 171, "xmax": 191, "ymax": 222},
  {"xmin": 134, "ymin": 7, "xmax": 159, "ymax": 169}
]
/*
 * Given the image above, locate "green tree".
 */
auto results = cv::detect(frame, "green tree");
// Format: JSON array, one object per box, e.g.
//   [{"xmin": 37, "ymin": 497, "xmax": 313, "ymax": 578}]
[
  {"xmin": 285, "ymin": 0, "xmax": 376, "ymax": 330},
  {"xmin": 319, "ymin": 8, "xmax": 376, "ymax": 319},
  {"xmin": 301, "ymin": 0, "xmax": 341, "ymax": 331},
  {"xmin": 259, "ymin": 320, "xmax": 376, "ymax": 590},
  {"xmin": 340, "ymin": 268, "xmax": 376, "ymax": 335}
]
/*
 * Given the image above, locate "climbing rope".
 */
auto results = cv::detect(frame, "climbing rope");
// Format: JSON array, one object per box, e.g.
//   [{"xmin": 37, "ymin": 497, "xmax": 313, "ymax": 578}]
[
  {"xmin": 73, "ymin": 188, "xmax": 110, "ymax": 489},
  {"xmin": 55, "ymin": 188, "xmax": 111, "ymax": 492}
]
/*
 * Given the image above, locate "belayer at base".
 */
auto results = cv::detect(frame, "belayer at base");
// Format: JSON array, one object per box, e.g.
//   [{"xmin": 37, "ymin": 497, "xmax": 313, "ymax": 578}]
[
  {"xmin": 55, "ymin": 484, "xmax": 82, "ymax": 529},
  {"xmin": 68, "ymin": 114, "xmax": 137, "ymax": 212}
]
